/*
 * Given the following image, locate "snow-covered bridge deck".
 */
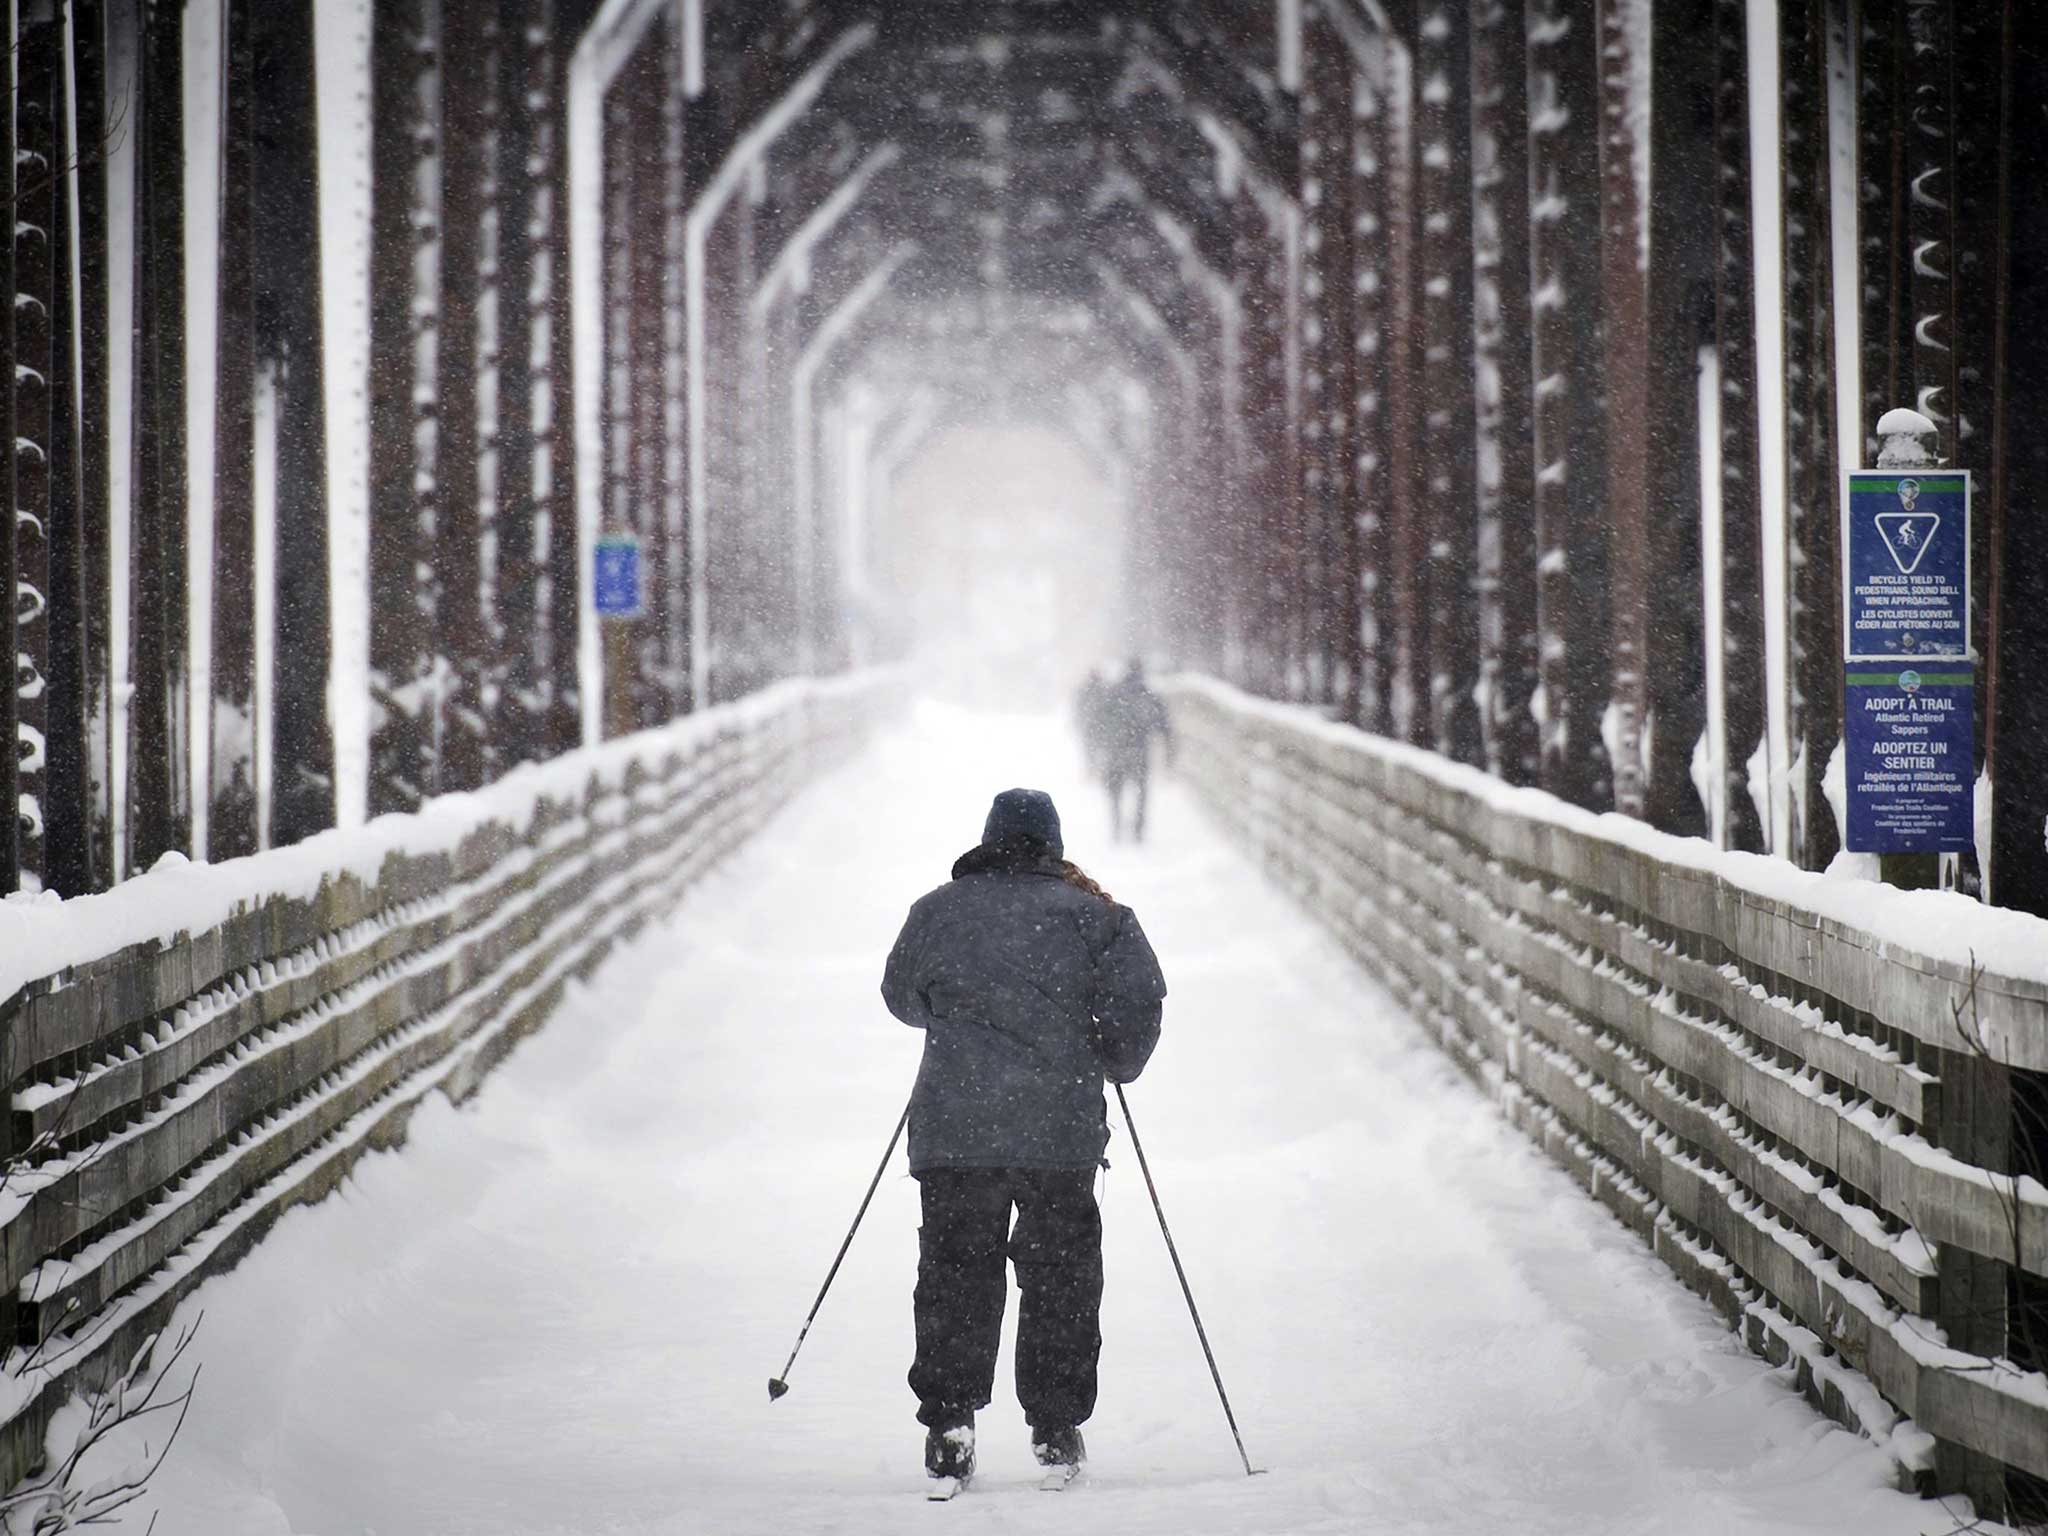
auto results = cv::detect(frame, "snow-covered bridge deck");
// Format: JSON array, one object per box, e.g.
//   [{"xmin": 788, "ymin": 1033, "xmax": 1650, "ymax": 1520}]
[{"xmin": 105, "ymin": 709, "xmax": 1940, "ymax": 1535}]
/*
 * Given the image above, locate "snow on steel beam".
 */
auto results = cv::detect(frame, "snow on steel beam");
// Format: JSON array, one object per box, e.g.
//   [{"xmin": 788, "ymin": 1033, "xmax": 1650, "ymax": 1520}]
[
  {"xmin": 682, "ymin": 0, "xmax": 703, "ymax": 97},
  {"xmin": 1085, "ymin": 264, "xmax": 1200, "ymax": 481},
  {"xmin": 1112, "ymin": 39, "xmax": 1299, "ymax": 195},
  {"xmin": 789, "ymin": 240, "xmax": 919, "ymax": 674},
  {"xmin": 1195, "ymin": 108, "xmax": 1299, "ymax": 232},
  {"xmin": 679, "ymin": 24, "xmax": 876, "ymax": 711},
  {"xmin": 1278, "ymin": 0, "xmax": 1305, "ymax": 92},
  {"xmin": 182, "ymin": 0, "xmax": 224, "ymax": 859},
  {"xmin": 313, "ymin": 0, "xmax": 373, "ymax": 830},
  {"xmin": 1129, "ymin": 8, "xmax": 1298, "ymax": 153},
  {"xmin": 570, "ymin": 16, "xmax": 875, "ymax": 734},
  {"xmin": 843, "ymin": 383, "xmax": 939, "ymax": 629},
  {"xmin": 574, "ymin": 0, "xmax": 668, "ymax": 93},
  {"xmin": 1309, "ymin": 0, "xmax": 1395, "ymax": 60},
  {"xmin": 1746, "ymin": 0, "xmax": 1793, "ymax": 857},
  {"xmin": 1144, "ymin": 204, "xmax": 1240, "ymax": 319},
  {"xmin": 567, "ymin": 0, "xmax": 690, "ymax": 741},
  {"xmin": 1086, "ymin": 156, "xmax": 1240, "ymax": 323},
  {"xmin": 750, "ymin": 142, "xmax": 903, "ymax": 320}
]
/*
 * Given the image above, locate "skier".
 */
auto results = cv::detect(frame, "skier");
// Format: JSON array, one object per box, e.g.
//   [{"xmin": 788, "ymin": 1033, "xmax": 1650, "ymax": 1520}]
[
  {"xmin": 881, "ymin": 788, "xmax": 1167, "ymax": 1496},
  {"xmin": 1094, "ymin": 659, "xmax": 1172, "ymax": 842}
]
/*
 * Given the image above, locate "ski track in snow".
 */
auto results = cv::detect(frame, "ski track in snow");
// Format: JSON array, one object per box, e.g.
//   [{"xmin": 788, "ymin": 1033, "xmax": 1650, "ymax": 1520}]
[{"xmin": 84, "ymin": 705, "xmax": 1957, "ymax": 1536}]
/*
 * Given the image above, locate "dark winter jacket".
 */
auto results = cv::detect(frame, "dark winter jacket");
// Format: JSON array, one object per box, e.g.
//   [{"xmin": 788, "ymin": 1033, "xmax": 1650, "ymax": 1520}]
[
  {"xmin": 1095, "ymin": 674, "xmax": 1171, "ymax": 775},
  {"xmin": 881, "ymin": 844, "xmax": 1167, "ymax": 1173}
]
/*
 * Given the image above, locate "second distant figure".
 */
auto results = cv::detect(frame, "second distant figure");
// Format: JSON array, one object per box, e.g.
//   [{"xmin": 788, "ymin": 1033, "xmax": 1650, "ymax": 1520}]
[{"xmin": 1091, "ymin": 660, "xmax": 1172, "ymax": 842}]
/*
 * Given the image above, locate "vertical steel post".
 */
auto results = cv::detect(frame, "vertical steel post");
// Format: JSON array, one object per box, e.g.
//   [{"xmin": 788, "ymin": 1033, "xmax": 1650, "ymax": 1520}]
[
  {"xmin": 0, "ymin": 0, "xmax": 16, "ymax": 890},
  {"xmin": 1469, "ymin": 0, "xmax": 1538, "ymax": 786},
  {"xmin": 210, "ymin": 0, "xmax": 260, "ymax": 861},
  {"xmin": 74, "ymin": 0, "xmax": 116, "ymax": 889},
  {"xmin": 437, "ymin": 0, "xmax": 495, "ymax": 791},
  {"xmin": 130, "ymin": 0, "xmax": 192, "ymax": 869},
  {"xmin": 16, "ymin": 4, "xmax": 60, "ymax": 889},
  {"xmin": 1415, "ymin": 0, "xmax": 1480, "ymax": 766},
  {"xmin": 1712, "ymin": 0, "xmax": 1767, "ymax": 850},
  {"xmin": 1381, "ymin": 34, "xmax": 1421, "ymax": 742},
  {"xmin": 1783, "ymin": 0, "xmax": 1844, "ymax": 870},
  {"xmin": 539, "ymin": 0, "xmax": 583, "ymax": 753},
  {"xmin": 1642, "ymin": 0, "xmax": 1714, "ymax": 839},
  {"xmin": 366, "ymin": 0, "xmax": 440, "ymax": 812},
  {"xmin": 1526, "ymin": 0, "xmax": 1612, "ymax": 809},
  {"xmin": 1349, "ymin": 40, "xmax": 1391, "ymax": 734},
  {"xmin": 1594, "ymin": 0, "xmax": 1649, "ymax": 817},
  {"xmin": 493, "ymin": 0, "xmax": 543, "ymax": 768},
  {"xmin": 37, "ymin": 1, "xmax": 93, "ymax": 893},
  {"xmin": 258, "ymin": 0, "xmax": 336, "ymax": 847},
  {"xmin": 1986, "ymin": 0, "xmax": 2047, "ymax": 921}
]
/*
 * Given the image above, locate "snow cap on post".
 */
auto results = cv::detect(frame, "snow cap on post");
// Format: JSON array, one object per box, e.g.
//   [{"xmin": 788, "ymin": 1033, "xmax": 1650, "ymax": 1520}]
[{"xmin": 1875, "ymin": 408, "xmax": 1940, "ymax": 469}]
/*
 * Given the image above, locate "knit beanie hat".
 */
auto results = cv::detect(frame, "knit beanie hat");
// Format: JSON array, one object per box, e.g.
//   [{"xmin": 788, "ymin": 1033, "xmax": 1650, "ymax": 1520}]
[{"xmin": 981, "ymin": 788, "xmax": 1063, "ymax": 858}]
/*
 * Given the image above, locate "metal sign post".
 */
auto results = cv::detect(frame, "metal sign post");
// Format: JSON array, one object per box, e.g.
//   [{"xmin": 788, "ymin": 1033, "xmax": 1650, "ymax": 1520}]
[
  {"xmin": 594, "ymin": 533, "xmax": 645, "ymax": 742},
  {"xmin": 1842, "ymin": 411, "xmax": 1973, "ymax": 873},
  {"xmin": 593, "ymin": 533, "xmax": 645, "ymax": 620}
]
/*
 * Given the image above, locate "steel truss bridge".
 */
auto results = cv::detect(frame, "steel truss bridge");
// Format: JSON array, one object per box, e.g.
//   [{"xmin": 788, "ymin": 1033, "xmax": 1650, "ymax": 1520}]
[{"xmin": 0, "ymin": 0, "xmax": 2044, "ymax": 1521}]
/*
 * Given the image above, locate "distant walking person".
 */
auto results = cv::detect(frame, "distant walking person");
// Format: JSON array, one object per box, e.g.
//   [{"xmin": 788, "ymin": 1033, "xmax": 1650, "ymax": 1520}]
[
  {"xmin": 1074, "ymin": 668, "xmax": 1109, "ymax": 780},
  {"xmin": 881, "ymin": 789, "xmax": 1167, "ymax": 1495},
  {"xmin": 1095, "ymin": 659, "xmax": 1172, "ymax": 842}
]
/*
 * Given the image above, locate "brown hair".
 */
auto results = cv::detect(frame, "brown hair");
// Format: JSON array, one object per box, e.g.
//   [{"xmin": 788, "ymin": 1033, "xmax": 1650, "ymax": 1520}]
[
  {"xmin": 1057, "ymin": 861, "xmax": 1115, "ymax": 905},
  {"xmin": 951, "ymin": 839, "xmax": 1115, "ymax": 904}
]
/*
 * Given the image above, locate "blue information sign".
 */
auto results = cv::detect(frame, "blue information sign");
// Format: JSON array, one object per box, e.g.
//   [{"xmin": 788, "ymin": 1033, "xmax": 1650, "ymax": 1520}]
[
  {"xmin": 1842, "ymin": 471, "xmax": 1970, "ymax": 661},
  {"xmin": 1844, "ymin": 670, "xmax": 1974, "ymax": 853},
  {"xmin": 594, "ymin": 534, "xmax": 643, "ymax": 619}
]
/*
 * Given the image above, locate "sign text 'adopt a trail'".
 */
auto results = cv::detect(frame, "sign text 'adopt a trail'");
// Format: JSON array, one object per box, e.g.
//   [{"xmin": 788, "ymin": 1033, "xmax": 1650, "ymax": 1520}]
[
  {"xmin": 1843, "ymin": 472, "xmax": 1970, "ymax": 662},
  {"xmin": 1844, "ymin": 671, "xmax": 1974, "ymax": 853}
]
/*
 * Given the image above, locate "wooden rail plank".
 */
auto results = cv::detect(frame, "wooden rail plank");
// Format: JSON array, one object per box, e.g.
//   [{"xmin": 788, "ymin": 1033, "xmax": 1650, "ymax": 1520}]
[
  {"xmin": 18, "ymin": 760, "xmax": 738, "ymax": 1340},
  {"xmin": 0, "ymin": 680, "xmax": 895, "ymax": 1496},
  {"xmin": 1168, "ymin": 684, "xmax": 2048, "ymax": 1487}
]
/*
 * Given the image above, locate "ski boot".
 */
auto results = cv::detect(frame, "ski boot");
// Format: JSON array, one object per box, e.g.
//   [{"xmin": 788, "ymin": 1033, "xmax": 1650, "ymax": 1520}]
[
  {"xmin": 1031, "ymin": 1424, "xmax": 1085, "ymax": 1491},
  {"xmin": 924, "ymin": 1412, "xmax": 975, "ymax": 1500}
]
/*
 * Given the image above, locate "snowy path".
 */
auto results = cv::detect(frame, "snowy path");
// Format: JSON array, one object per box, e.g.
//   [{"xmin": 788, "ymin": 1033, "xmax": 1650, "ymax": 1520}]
[{"xmin": 103, "ymin": 706, "xmax": 1952, "ymax": 1535}]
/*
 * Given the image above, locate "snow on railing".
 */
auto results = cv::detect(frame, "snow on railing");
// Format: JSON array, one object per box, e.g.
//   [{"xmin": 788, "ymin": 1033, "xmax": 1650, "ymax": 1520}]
[
  {"xmin": 0, "ymin": 672, "xmax": 899, "ymax": 1493},
  {"xmin": 1166, "ymin": 674, "xmax": 2048, "ymax": 1497}
]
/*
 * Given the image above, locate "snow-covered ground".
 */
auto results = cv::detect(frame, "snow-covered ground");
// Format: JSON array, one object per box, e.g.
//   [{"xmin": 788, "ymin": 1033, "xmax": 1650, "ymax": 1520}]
[{"xmin": 85, "ymin": 704, "xmax": 1966, "ymax": 1535}]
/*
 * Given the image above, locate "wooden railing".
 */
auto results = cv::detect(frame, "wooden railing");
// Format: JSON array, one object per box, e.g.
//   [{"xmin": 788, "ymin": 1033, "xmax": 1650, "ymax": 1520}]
[
  {"xmin": 1169, "ymin": 677, "xmax": 2048, "ymax": 1505},
  {"xmin": 0, "ymin": 675, "xmax": 896, "ymax": 1487}
]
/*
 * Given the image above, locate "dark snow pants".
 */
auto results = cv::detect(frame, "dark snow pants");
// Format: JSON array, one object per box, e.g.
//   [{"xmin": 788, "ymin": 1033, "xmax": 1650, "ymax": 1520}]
[{"xmin": 909, "ymin": 1167, "xmax": 1103, "ymax": 1431}]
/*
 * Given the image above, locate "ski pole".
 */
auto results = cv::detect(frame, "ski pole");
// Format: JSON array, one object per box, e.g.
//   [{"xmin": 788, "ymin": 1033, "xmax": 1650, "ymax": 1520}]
[
  {"xmin": 1115, "ymin": 1082, "xmax": 1265, "ymax": 1476},
  {"xmin": 768, "ymin": 1096, "xmax": 912, "ymax": 1402}
]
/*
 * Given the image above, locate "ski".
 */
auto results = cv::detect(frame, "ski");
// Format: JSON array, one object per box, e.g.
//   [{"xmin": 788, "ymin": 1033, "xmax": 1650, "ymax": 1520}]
[
  {"xmin": 925, "ymin": 1476, "xmax": 968, "ymax": 1502},
  {"xmin": 1037, "ymin": 1464, "xmax": 1082, "ymax": 1492}
]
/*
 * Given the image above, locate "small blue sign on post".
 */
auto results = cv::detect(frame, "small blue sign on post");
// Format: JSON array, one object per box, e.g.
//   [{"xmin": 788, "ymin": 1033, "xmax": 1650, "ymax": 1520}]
[
  {"xmin": 594, "ymin": 533, "xmax": 643, "ymax": 619},
  {"xmin": 1844, "ymin": 670, "xmax": 1975, "ymax": 853},
  {"xmin": 1842, "ymin": 471, "xmax": 1970, "ymax": 661}
]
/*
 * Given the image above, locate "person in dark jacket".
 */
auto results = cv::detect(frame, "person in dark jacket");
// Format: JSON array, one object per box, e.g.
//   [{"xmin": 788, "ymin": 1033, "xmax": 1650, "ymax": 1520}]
[
  {"xmin": 1094, "ymin": 659, "xmax": 1172, "ymax": 842},
  {"xmin": 1074, "ymin": 668, "xmax": 1109, "ymax": 780},
  {"xmin": 881, "ymin": 788, "xmax": 1166, "ymax": 1487}
]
